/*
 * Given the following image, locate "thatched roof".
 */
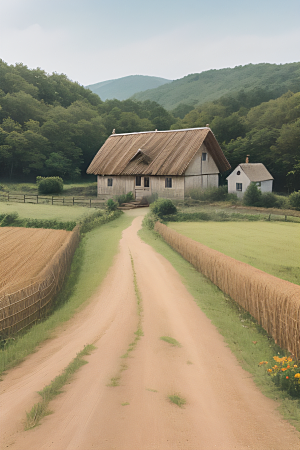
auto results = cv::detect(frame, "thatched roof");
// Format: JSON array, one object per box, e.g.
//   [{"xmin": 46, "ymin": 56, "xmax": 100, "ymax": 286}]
[
  {"xmin": 238, "ymin": 163, "xmax": 274, "ymax": 182},
  {"xmin": 87, "ymin": 128, "xmax": 230, "ymax": 176}
]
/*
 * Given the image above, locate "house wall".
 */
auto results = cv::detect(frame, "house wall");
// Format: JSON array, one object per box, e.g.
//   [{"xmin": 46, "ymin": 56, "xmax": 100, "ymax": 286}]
[
  {"xmin": 184, "ymin": 143, "xmax": 219, "ymax": 191},
  {"xmin": 227, "ymin": 165, "xmax": 273, "ymax": 198},
  {"xmin": 260, "ymin": 180, "xmax": 273, "ymax": 193},
  {"xmin": 227, "ymin": 166, "xmax": 250, "ymax": 198},
  {"xmin": 150, "ymin": 176, "xmax": 185, "ymax": 200},
  {"xmin": 97, "ymin": 175, "xmax": 135, "ymax": 199}
]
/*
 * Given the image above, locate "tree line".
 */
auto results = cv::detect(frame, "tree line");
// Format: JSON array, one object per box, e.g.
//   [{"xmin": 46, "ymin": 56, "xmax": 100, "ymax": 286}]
[
  {"xmin": 0, "ymin": 59, "xmax": 299, "ymax": 191},
  {"xmin": 0, "ymin": 60, "xmax": 174, "ymax": 180}
]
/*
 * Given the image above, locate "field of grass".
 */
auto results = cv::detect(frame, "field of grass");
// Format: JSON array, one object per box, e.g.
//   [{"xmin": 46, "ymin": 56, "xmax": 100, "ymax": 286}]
[
  {"xmin": 167, "ymin": 222, "xmax": 299, "ymax": 285},
  {"xmin": 139, "ymin": 226, "xmax": 300, "ymax": 430},
  {"xmin": 0, "ymin": 202, "xmax": 99, "ymax": 221},
  {"xmin": 0, "ymin": 213, "xmax": 134, "ymax": 374},
  {"xmin": 0, "ymin": 179, "xmax": 97, "ymax": 196}
]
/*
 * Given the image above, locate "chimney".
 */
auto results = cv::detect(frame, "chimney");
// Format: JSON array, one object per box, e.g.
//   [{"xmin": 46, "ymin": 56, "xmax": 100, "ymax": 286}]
[
  {"xmin": 246, "ymin": 155, "xmax": 250, "ymax": 164},
  {"xmin": 206, "ymin": 124, "xmax": 210, "ymax": 128},
  {"xmin": 112, "ymin": 129, "xmax": 115, "ymax": 134}
]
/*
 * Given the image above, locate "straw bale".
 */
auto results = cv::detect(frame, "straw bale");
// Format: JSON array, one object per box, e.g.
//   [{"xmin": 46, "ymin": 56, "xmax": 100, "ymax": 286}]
[{"xmin": 155, "ymin": 222, "xmax": 300, "ymax": 358}]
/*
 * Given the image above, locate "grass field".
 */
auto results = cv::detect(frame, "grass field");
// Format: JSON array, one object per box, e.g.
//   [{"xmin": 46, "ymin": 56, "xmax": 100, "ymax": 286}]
[
  {"xmin": 167, "ymin": 222, "xmax": 299, "ymax": 285},
  {"xmin": 0, "ymin": 202, "xmax": 99, "ymax": 221}
]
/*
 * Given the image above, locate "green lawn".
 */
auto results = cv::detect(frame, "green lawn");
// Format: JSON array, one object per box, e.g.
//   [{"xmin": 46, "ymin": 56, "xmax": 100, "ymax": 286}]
[
  {"xmin": 0, "ymin": 202, "xmax": 99, "ymax": 221},
  {"xmin": 167, "ymin": 222, "xmax": 300, "ymax": 285}
]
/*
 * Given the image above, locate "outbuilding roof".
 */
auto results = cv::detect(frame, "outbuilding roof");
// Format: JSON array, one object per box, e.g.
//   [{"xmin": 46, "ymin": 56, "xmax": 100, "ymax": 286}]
[
  {"xmin": 87, "ymin": 128, "xmax": 230, "ymax": 176},
  {"xmin": 235, "ymin": 163, "xmax": 274, "ymax": 182}
]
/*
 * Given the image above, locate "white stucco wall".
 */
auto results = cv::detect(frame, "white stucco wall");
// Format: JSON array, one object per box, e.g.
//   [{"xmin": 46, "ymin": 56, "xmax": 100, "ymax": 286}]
[{"xmin": 227, "ymin": 165, "xmax": 273, "ymax": 198}]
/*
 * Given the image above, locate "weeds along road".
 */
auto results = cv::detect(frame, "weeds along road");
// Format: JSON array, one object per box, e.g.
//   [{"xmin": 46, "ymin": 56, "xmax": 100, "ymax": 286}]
[{"xmin": 1, "ymin": 215, "xmax": 300, "ymax": 450}]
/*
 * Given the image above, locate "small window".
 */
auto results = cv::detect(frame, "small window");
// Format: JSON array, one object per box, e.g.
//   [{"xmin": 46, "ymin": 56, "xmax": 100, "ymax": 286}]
[
  {"xmin": 256, "ymin": 182, "xmax": 261, "ymax": 187},
  {"xmin": 202, "ymin": 153, "xmax": 207, "ymax": 161},
  {"xmin": 107, "ymin": 178, "xmax": 113, "ymax": 187},
  {"xmin": 236, "ymin": 183, "xmax": 242, "ymax": 191},
  {"xmin": 165, "ymin": 177, "xmax": 172, "ymax": 188},
  {"xmin": 237, "ymin": 170, "xmax": 241, "ymax": 175},
  {"xmin": 135, "ymin": 176, "xmax": 141, "ymax": 186},
  {"xmin": 144, "ymin": 177, "xmax": 150, "ymax": 188}
]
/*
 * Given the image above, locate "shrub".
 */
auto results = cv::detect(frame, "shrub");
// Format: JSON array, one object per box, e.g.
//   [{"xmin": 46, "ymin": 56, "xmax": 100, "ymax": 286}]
[
  {"xmin": 289, "ymin": 190, "xmax": 300, "ymax": 210},
  {"xmin": 151, "ymin": 199, "xmax": 177, "ymax": 218},
  {"xmin": 114, "ymin": 191, "xmax": 134, "ymax": 206},
  {"xmin": 106, "ymin": 198, "xmax": 118, "ymax": 211},
  {"xmin": 243, "ymin": 183, "xmax": 262, "ymax": 206},
  {"xmin": 189, "ymin": 185, "xmax": 229, "ymax": 202},
  {"xmin": 260, "ymin": 192, "xmax": 278, "ymax": 208},
  {"xmin": 36, "ymin": 176, "xmax": 63, "ymax": 195}
]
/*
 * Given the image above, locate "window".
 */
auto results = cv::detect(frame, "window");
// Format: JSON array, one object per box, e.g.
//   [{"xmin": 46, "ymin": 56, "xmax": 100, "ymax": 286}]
[
  {"xmin": 256, "ymin": 182, "xmax": 261, "ymax": 187},
  {"xmin": 165, "ymin": 177, "xmax": 172, "ymax": 188},
  {"xmin": 144, "ymin": 177, "xmax": 149, "ymax": 188},
  {"xmin": 135, "ymin": 176, "xmax": 141, "ymax": 186},
  {"xmin": 236, "ymin": 183, "xmax": 242, "ymax": 191},
  {"xmin": 237, "ymin": 170, "xmax": 241, "ymax": 175},
  {"xmin": 107, "ymin": 178, "xmax": 113, "ymax": 187},
  {"xmin": 202, "ymin": 152, "xmax": 207, "ymax": 161}
]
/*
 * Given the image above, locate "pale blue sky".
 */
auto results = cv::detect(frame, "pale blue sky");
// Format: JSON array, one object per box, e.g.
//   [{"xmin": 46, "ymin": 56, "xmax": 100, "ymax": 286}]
[{"xmin": 1, "ymin": 0, "xmax": 299, "ymax": 86}]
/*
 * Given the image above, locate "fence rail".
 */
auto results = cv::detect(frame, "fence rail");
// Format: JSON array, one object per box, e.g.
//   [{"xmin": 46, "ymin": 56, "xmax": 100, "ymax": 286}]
[
  {"xmin": 0, "ymin": 225, "xmax": 80, "ymax": 335},
  {"xmin": 155, "ymin": 222, "xmax": 300, "ymax": 359},
  {"xmin": 0, "ymin": 193, "xmax": 104, "ymax": 208}
]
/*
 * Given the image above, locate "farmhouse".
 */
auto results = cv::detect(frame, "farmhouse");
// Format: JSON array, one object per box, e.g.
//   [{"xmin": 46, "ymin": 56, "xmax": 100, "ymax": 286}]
[
  {"xmin": 87, "ymin": 128, "xmax": 230, "ymax": 200},
  {"xmin": 227, "ymin": 162, "xmax": 274, "ymax": 198}
]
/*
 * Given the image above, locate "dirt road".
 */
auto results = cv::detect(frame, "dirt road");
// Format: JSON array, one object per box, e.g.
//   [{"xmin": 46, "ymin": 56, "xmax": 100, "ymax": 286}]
[{"xmin": 1, "ymin": 215, "xmax": 299, "ymax": 449}]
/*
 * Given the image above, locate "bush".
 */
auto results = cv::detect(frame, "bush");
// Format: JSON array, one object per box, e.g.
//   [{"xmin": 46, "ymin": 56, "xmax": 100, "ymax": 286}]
[
  {"xmin": 289, "ymin": 190, "xmax": 300, "ymax": 210},
  {"xmin": 243, "ymin": 183, "xmax": 262, "ymax": 206},
  {"xmin": 150, "ymin": 199, "xmax": 177, "ymax": 218},
  {"xmin": 106, "ymin": 198, "xmax": 118, "ymax": 211},
  {"xmin": 188, "ymin": 185, "xmax": 231, "ymax": 202},
  {"xmin": 36, "ymin": 176, "xmax": 63, "ymax": 195},
  {"xmin": 260, "ymin": 192, "xmax": 278, "ymax": 208},
  {"xmin": 114, "ymin": 191, "xmax": 134, "ymax": 206}
]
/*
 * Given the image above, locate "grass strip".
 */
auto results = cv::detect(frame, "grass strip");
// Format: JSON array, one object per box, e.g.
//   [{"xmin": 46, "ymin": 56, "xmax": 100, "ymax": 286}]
[
  {"xmin": 25, "ymin": 344, "xmax": 96, "ymax": 429},
  {"xmin": 107, "ymin": 253, "xmax": 143, "ymax": 386},
  {"xmin": 168, "ymin": 394, "xmax": 186, "ymax": 408},
  {"xmin": 138, "ymin": 226, "xmax": 300, "ymax": 431},
  {"xmin": 0, "ymin": 213, "xmax": 134, "ymax": 375},
  {"xmin": 160, "ymin": 336, "xmax": 181, "ymax": 347}
]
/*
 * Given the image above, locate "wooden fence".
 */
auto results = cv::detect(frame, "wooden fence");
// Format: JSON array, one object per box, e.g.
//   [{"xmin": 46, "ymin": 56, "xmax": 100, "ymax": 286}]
[
  {"xmin": 155, "ymin": 222, "xmax": 300, "ymax": 358},
  {"xmin": 0, "ymin": 193, "xmax": 104, "ymax": 208},
  {"xmin": 0, "ymin": 225, "xmax": 80, "ymax": 335}
]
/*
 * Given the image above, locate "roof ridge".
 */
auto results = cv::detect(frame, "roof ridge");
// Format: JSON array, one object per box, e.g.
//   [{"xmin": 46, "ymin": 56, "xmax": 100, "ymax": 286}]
[{"xmin": 110, "ymin": 127, "xmax": 210, "ymax": 136}]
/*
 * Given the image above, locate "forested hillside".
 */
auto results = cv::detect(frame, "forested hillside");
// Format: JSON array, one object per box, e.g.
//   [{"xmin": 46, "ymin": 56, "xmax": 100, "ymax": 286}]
[
  {"xmin": 171, "ymin": 89, "xmax": 300, "ymax": 191},
  {"xmin": 0, "ymin": 60, "xmax": 299, "ymax": 192},
  {"xmin": 0, "ymin": 60, "xmax": 175, "ymax": 180},
  {"xmin": 132, "ymin": 63, "xmax": 300, "ymax": 111},
  {"xmin": 86, "ymin": 75, "xmax": 171, "ymax": 101}
]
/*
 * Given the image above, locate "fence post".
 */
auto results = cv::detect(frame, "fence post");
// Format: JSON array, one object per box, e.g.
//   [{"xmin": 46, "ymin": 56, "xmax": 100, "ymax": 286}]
[
  {"xmin": 52, "ymin": 196, "xmax": 53, "ymax": 205},
  {"xmin": 73, "ymin": 197, "xmax": 74, "ymax": 206},
  {"xmin": 37, "ymin": 195, "xmax": 38, "ymax": 204},
  {"xmin": 8, "ymin": 193, "xmax": 9, "ymax": 202},
  {"xmin": 285, "ymin": 215, "xmax": 287, "ymax": 221},
  {"xmin": 268, "ymin": 214, "xmax": 271, "ymax": 221},
  {"xmin": 63, "ymin": 197, "xmax": 64, "ymax": 204},
  {"xmin": 24, "ymin": 194, "xmax": 25, "ymax": 203},
  {"xmin": 90, "ymin": 198, "xmax": 91, "ymax": 208}
]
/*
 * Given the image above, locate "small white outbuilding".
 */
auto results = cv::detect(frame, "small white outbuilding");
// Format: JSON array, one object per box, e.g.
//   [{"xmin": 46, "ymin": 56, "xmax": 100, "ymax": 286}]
[{"xmin": 227, "ymin": 162, "xmax": 274, "ymax": 198}]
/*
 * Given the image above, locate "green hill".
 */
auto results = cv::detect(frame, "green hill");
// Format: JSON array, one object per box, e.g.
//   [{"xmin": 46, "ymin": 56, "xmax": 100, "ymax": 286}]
[
  {"xmin": 86, "ymin": 75, "xmax": 172, "ymax": 101},
  {"xmin": 131, "ymin": 63, "xmax": 300, "ymax": 110}
]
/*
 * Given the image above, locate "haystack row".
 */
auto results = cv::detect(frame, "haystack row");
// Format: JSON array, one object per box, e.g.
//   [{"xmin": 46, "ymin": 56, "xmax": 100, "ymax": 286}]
[{"xmin": 0, "ymin": 226, "xmax": 80, "ymax": 335}]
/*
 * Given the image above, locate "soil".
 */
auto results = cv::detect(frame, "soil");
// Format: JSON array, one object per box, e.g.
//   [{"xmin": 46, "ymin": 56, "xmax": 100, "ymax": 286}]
[{"xmin": 1, "ymin": 214, "xmax": 299, "ymax": 450}]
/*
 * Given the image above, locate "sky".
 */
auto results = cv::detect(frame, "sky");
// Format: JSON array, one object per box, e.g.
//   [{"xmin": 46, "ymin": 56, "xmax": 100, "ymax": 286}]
[{"xmin": 1, "ymin": 0, "xmax": 300, "ymax": 86}]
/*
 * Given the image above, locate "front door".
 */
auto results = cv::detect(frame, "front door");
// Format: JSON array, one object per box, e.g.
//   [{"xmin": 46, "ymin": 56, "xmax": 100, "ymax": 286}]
[{"xmin": 135, "ymin": 176, "xmax": 150, "ymax": 199}]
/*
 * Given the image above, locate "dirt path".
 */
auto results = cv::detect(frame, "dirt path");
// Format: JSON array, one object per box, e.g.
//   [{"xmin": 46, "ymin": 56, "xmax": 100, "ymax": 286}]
[{"xmin": 1, "ymin": 216, "xmax": 299, "ymax": 450}]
